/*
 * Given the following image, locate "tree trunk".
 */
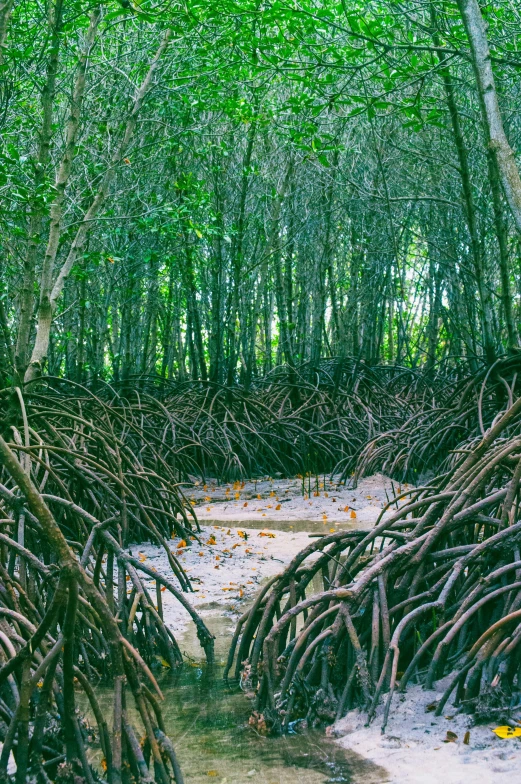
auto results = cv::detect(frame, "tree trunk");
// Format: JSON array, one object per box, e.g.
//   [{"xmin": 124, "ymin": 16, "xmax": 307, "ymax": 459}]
[
  {"xmin": 14, "ymin": 0, "xmax": 64, "ymax": 382},
  {"xmin": 457, "ymin": 0, "xmax": 521, "ymax": 234}
]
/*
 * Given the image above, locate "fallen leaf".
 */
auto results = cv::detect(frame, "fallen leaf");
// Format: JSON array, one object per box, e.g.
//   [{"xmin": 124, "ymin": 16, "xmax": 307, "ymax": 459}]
[
  {"xmin": 492, "ymin": 726, "xmax": 521, "ymax": 739},
  {"xmin": 463, "ymin": 731, "xmax": 470, "ymax": 745},
  {"xmin": 276, "ymin": 504, "xmax": 281, "ymax": 510},
  {"xmin": 350, "ymin": 510, "xmax": 357, "ymax": 519},
  {"xmin": 443, "ymin": 731, "xmax": 458, "ymax": 743}
]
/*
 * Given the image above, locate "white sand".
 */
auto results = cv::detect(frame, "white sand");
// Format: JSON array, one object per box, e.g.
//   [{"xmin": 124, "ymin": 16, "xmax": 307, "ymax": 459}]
[
  {"xmin": 183, "ymin": 473, "xmax": 405, "ymax": 527},
  {"xmin": 334, "ymin": 682, "xmax": 521, "ymax": 783},
  {"xmin": 130, "ymin": 523, "xmax": 313, "ymax": 657}
]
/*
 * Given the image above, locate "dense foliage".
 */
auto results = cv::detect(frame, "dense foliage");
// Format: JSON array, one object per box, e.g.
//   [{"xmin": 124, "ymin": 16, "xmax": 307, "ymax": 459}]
[{"xmin": 2, "ymin": 0, "xmax": 521, "ymax": 388}]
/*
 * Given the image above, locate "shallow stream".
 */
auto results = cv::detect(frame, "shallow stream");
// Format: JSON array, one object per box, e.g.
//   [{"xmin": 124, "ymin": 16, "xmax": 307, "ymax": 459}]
[{"xmin": 89, "ymin": 610, "xmax": 386, "ymax": 784}]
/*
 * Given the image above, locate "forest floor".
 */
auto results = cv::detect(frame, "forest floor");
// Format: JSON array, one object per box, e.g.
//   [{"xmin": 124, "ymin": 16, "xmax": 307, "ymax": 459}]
[{"xmin": 133, "ymin": 474, "xmax": 521, "ymax": 784}]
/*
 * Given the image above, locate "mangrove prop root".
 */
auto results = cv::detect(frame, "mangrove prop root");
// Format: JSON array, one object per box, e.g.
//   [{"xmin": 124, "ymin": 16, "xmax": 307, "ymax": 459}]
[{"xmin": 229, "ymin": 390, "xmax": 521, "ymax": 733}]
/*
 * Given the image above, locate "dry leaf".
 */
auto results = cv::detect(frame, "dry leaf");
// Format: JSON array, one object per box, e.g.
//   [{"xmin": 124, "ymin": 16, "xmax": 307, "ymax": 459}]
[
  {"xmin": 463, "ymin": 731, "xmax": 470, "ymax": 745},
  {"xmin": 443, "ymin": 731, "xmax": 458, "ymax": 743},
  {"xmin": 492, "ymin": 726, "xmax": 521, "ymax": 739}
]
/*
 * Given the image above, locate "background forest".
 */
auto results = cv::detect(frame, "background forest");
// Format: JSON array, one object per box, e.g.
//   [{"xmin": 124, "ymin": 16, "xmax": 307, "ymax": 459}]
[{"xmin": 2, "ymin": 0, "xmax": 521, "ymax": 387}]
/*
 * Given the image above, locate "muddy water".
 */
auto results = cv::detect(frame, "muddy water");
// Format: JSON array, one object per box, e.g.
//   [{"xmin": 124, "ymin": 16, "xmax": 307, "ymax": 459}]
[
  {"xmin": 197, "ymin": 517, "xmax": 365, "ymax": 534},
  {"xmin": 88, "ymin": 611, "xmax": 385, "ymax": 784},
  {"xmin": 150, "ymin": 614, "xmax": 386, "ymax": 784}
]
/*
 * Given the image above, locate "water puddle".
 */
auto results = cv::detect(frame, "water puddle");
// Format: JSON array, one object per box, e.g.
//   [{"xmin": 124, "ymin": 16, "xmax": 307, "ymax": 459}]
[{"xmin": 199, "ymin": 518, "xmax": 365, "ymax": 534}]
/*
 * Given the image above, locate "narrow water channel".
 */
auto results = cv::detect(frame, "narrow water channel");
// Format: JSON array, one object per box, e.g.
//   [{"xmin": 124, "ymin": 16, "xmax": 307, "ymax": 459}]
[
  {"xmin": 149, "ymin": 613, "xmax": 386, "ymax": 784},
  {"xmin": 156, "ymin": 661, "xmax": 384, "ymax": 784},
  {"xmin": 87, "ymin": 609, "xmax": 386, "ymax": 783},
  {"xmin": 88, "ymin": 539, "xmax": 388, "ymax": 784}
]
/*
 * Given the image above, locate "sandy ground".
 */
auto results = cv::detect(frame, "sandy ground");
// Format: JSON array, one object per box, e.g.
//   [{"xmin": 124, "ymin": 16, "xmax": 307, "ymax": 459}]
[
  {"xmin": 334, "ymin": 682, "xmax": 521, "ymax": 784},
  {"xmin": 183, "ymin": 473, "xmax": 405, "ymax": 528},
  {"xmin": 131, "ymin": 523, "xmax": 313, "ymax": 657},
  {"xmin": 132, "ymin": 474, "xmax": 404, "ymax": 653},
  {"xmin": 131, "ymin": 474, "xmax": 521, "ymax": 783}
]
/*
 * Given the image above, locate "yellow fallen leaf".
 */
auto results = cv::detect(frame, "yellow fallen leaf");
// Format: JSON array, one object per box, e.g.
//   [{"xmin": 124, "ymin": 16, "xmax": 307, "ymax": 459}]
[
  {"xmin": 207, "ymin": 773, "xmax": 218, "ymax": 778},
  {"xmin": 276, "ymin": 504, "xmax": 281, "ymax": 510},
  {"xmin": 350, "ymin": 510, "xmax": 357, "ymax": 519},
  {"xmin": 343, "ymin": 506, "xmax": 349, "ymax": 512},
  {"xmin": 492, "ymin": 726, "xmax": 521, "ymax": 738},
  {"xmin": 330, "ymin": 528, "xmax": 335, "ymax": 532}
]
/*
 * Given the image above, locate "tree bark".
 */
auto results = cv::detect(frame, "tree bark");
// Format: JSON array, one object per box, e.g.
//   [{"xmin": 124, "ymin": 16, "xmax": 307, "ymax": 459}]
[
  {"xmin": 14, "ymin": 0, "xmax": 64, "ymax": 382},
  {"xmin": 457, "ymin": 0, "xmax": 521, "ymax": 234}
]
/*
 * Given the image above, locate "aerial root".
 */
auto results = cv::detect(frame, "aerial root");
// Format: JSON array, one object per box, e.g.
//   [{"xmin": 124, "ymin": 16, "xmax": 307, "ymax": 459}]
[{"xmin": 228, "ymin": 390, "xmax": 521, "ymax": 734}]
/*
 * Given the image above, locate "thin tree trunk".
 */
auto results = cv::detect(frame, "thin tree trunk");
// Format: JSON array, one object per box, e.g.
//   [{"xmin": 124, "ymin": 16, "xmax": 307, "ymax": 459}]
[
  {"xmin": 0, "ymin": 0, "xmax": 14, "ymax": 66},
  {"xmin": 14, "ymin": 0, "xmax": 64, "ymax": 382},
  {"xmin": 25, "ymin": 28, "xmax": 171, "ymax": 383},
  {"xmin": 430, "ymin": 7, "xmax": 496, "ymax": 364},
  {"xmin": 457, "ymin": 0, "xmax": 521, "ymax": 234}
]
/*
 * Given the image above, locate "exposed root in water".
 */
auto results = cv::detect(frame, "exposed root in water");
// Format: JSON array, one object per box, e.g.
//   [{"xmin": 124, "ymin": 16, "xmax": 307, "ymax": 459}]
[{"xmin": 0, "ymin": 383, "xmax": 216, "ymax": 782}]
